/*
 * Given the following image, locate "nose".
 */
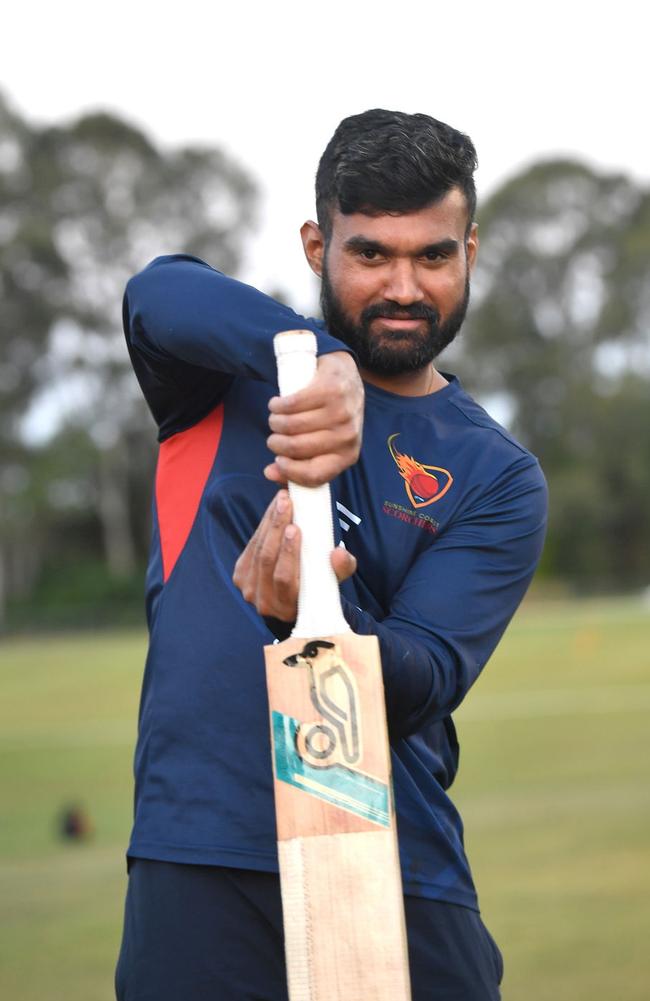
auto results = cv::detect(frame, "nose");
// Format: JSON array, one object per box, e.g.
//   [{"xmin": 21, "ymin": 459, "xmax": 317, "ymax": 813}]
[{"xmin": 382, "ymin": 259, "xmax": 424, "ymax": 305}]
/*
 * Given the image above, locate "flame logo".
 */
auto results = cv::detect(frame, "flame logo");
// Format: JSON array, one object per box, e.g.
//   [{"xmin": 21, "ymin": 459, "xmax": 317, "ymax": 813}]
[{"xmin": 387, "ymin": 434, "xmax": 453, "ymax": 508}]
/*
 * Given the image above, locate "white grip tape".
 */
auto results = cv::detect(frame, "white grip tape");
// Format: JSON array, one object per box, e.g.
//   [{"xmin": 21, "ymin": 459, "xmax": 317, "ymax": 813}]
[{"xmin": 274, "ymin": 331, "xmax": 349, "ymax": 638}]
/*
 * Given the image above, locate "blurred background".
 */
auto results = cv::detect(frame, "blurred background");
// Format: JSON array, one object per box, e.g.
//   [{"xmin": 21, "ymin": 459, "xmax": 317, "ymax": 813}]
[{"xmin": 1, "ymin": 2, "xmax": 648, "ymax": 999}]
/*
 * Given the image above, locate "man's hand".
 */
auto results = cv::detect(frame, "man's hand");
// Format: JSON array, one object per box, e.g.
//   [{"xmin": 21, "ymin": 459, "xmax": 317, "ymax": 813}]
[
  {"xmin": 233, "ymin": 490, "xmax": 357, "ymax": 622},
  {"xmin": 264, "ymin": 350, "xmax": 364, "ymax": 487}
]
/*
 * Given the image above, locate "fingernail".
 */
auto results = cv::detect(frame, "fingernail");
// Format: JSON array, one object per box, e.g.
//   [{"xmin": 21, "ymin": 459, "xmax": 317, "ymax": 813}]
[
  {"xmin": 284, "ymin": 525, "xmax": 297, "ymax": 543},
  {"xmin": 276, "ymin": 492, "xmax": 288, "ymax": 514}
]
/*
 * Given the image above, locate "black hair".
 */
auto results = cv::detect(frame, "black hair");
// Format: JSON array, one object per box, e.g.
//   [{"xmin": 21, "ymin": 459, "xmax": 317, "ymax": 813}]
[{"xmin": 315, "ymin": 109, "xmax": 477, "ymax": 240}]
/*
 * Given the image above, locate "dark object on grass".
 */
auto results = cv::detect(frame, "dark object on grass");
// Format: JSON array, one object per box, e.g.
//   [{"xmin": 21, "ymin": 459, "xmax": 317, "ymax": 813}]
[{"xmin": 59, "ymin": 803, "xmax": 94, "ymax": 841}]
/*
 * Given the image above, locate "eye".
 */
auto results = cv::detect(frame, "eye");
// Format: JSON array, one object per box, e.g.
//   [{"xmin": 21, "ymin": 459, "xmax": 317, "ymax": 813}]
[{"xmin": 361, "ymin": 248, "xmax": 378, "ymax": 260}]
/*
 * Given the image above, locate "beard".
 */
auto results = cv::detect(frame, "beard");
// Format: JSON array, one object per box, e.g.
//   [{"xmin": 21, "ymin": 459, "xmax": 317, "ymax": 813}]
[{"xmin": 320, "ymin": 263, "xmax": 470, "ymax": 376}]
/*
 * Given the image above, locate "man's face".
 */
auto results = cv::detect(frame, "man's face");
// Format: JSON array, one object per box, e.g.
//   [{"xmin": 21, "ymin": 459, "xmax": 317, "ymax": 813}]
[{"xmin": 303, "ymin": 188, "xmax": 478, "ymax": 377}]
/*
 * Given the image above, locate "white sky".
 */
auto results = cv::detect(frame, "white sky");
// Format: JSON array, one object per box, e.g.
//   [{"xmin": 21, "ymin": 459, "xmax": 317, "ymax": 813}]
[{"xmin": 3, "ymin": 0, "xmax": 648, "ymax": 312}]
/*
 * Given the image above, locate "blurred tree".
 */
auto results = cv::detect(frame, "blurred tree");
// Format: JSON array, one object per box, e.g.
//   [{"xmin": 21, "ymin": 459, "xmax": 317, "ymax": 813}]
[
  {"xmin": 0, "ymin": 90, "xmax": 256, "ymax": 627},
  {"xmin": 543, "ymin": 375, "xmax": 650, "ymax": 587},
  {"xmin": 456, "ymin": 160, "xmax": 650, "ymax": 590},
  {"xmin": 0, "ymin": 94, "xmax": 67, "ymax": 417},
  {"xmin": 0, "ymin": 91, "xmax": 70, "ymax": 623}
]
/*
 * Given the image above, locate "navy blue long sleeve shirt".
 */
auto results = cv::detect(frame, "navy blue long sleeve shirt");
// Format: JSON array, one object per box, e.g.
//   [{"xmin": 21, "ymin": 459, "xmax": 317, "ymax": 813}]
[{"xmin": 123, "ymin": 254, "xmax": 547, "ymax": 909}]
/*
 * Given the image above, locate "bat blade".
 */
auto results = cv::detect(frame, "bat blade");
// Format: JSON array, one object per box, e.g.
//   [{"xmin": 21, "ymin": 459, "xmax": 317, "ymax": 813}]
[{"xmin": 265, "ymin": 630, "xmax": 411, "ymax": 1000}]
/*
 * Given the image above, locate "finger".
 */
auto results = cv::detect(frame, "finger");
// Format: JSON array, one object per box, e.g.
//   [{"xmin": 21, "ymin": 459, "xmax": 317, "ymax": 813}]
[
  {"xmin": 268, "ymin": 401, "xmax": 354, "ymax": 435},
  {"xmin": 254, "ymin": 490, "xmax": 291, "ymax": 575},
  {"xmin": 331, "ymin": 546, "xmax": 357, "ymax": 583},
  {"xmin": 268, "ymin": 386, "xmax": 329, "ymax": 416},
  {"xmin": 272, "ymin": 453, "xmax": 356, "ymax": 488},
  {"xmin": 233, "ymin": 491, "xmax": 285, "ymax": 594},
  {"xmin": 269, "ymin": 524, "xmax": 301, "ymax": 620},
  {"xmin": 254, "ymin": 491, "xmax": 293, "ymax": 610},
  {"xmin": 233, "ymin": 510, "xmax": 267, "ymax": 588},
  {"xmin": 263, "ymin": 462, "xmax": 288, "ymax": 484},
  {"xmin": 267, "ymin": 427, "xmax": 359, "ymax": 462}
]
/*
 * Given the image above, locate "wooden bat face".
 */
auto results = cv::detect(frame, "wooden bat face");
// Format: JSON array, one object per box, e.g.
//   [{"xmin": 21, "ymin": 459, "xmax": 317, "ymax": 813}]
[
  {"xmin": 265, "ymin": 631, "xmax": 412, "ymax": 1001},
  {"xmin": 266, "ymin": 632, "xmax": 392, "ymax": 840},
  {"xmin": 282, "ymin": 639, "xmax": 361, "ymax": 768}
]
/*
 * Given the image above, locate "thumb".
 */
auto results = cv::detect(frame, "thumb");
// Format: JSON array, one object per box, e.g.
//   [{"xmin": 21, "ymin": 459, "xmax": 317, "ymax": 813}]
[{"xmin": 330, "ymin": 546, "xmax": 357, "ymax": 583}]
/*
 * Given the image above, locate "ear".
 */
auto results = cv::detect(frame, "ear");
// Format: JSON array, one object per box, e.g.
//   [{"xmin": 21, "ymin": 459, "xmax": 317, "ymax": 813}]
[
  {"xmin": 466, "ymin": 222, "xmax": 479, "ymax": 272},
  {"xmin": 300, "ymin": 220, "xmax": 326, "ymax": 277}
]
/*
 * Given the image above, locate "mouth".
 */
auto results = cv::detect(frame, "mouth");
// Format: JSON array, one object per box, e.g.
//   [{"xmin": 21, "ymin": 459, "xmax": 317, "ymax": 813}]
[
  {"xmin": 379, "ymin": 316, "xmax": 422, "ymax": 325},
  {"xmin": 371, "ymin": 316, "xmax": 426, "ymax": 332}
]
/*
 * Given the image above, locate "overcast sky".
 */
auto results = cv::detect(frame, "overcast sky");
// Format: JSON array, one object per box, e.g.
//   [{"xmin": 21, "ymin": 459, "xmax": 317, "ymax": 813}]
[{"xmin": 3, "ymin": 0, "xmax": 647, "ymax": 311}]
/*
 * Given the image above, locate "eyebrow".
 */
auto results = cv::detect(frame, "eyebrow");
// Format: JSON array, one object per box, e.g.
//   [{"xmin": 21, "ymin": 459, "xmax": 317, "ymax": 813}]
[{"xmin": 343, "ymin": 236, "xmax": 460, "ymax": 257}]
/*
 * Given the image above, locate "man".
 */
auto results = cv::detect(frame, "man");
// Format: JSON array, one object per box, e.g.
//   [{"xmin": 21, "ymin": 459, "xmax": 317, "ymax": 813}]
[{"xmin": 116, "ymin": 109, "xmax": 547, "ymax": 1000}]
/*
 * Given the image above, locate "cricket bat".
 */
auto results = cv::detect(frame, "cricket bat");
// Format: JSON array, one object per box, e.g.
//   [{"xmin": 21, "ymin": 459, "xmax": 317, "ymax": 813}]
[{"xmin": 264, "ymin": 330, "xmax": 412, "ymax": 1001}]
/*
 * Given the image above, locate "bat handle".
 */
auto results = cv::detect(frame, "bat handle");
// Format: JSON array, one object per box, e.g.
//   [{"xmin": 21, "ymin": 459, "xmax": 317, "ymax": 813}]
[{"xmin": 274, "ymin": 331, "xmax": 350, "ymax": 638}]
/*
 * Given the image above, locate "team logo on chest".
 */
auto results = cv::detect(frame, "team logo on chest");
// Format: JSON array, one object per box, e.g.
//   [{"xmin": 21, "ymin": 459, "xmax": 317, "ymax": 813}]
[{"xmin": 387, "ymin": 433, "xmax": 453, "ymax": 508}]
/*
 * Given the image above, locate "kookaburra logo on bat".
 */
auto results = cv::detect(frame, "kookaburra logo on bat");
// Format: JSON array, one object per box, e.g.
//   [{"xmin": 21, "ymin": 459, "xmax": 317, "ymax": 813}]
[{"xmin": 283, "ymin": 640, "xmax": 361, "ymax": 769}]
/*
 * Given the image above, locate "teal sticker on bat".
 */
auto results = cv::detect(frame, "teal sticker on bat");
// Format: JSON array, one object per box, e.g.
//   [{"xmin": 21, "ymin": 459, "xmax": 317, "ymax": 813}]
[{"xmin": 272, "ymin": 711, "xmax": 390, "ymax": 828}]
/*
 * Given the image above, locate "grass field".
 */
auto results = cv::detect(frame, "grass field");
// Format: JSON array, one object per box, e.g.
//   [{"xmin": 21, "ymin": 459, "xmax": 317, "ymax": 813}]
[{"xmin": 1, "ymin": 597, "xmax": 649, "ymax": 1000}]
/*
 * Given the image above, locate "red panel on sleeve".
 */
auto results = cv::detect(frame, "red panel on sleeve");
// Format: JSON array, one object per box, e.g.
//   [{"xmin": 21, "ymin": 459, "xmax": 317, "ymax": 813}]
[{"xmin": 155, "ymin": 405, "xmax": 224, "ymax": 582}]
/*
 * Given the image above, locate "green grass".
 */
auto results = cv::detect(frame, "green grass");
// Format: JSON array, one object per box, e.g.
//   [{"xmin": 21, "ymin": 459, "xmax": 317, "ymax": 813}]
[
  {"xmin": 0, "ymin": 632, "xmax": 144, "ymax": 1001},
  {"xmin": 453, "ymin": 597, "xmax": 650, "ymax": 1000},
  {"xmin": 1, "ymin": 599, "xmax": 649, "ymax": 999}
]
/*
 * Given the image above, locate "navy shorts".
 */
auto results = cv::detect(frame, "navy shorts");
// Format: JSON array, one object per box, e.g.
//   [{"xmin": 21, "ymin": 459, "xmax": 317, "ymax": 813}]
[{"xmin": 115, "ymin": 860, "xmax": 503, "ymax": 1000}]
